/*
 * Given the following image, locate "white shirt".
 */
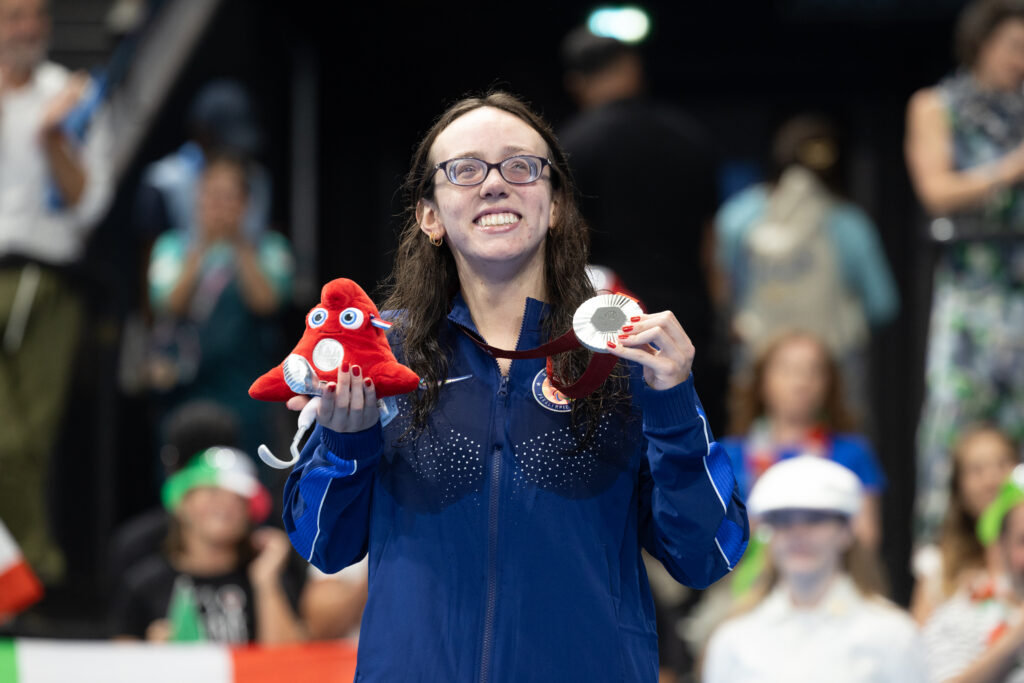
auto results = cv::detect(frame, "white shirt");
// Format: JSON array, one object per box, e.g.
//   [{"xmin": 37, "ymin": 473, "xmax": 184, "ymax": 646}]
[
  {"xmin": 704, "ymin": 575, "xmax": 927, "ymax": 683},
  {"xmin": 0, "ymin": 61, "xmax": 113, "ymax": 264}
]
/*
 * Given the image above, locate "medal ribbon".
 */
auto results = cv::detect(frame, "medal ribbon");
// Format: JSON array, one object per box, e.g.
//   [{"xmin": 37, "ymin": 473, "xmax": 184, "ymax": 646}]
[{"xmin": 453, "ymin": 325, "xmax": 618, "ymax": 399}]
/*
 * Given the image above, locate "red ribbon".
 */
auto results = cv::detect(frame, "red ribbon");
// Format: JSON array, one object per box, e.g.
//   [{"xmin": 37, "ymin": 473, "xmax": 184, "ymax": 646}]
[{"xmin": 455, "ymin": 326, "xmax": 618, "ymax": 399}]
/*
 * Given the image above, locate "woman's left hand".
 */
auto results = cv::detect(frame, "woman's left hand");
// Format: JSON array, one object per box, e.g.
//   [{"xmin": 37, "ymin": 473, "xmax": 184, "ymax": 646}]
[
  {"xmin": 248, "ymin": 527, "xmax": 292, "ymax": 589},
  {"xmin": 605, "ymin": 311, "xmax": 694, "ymax": 391}
]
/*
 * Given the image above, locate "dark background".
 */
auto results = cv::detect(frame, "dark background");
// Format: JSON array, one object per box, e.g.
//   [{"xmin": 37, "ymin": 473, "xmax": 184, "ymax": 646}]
[{"xmin": 56, "ymin": 0, "xmax": 973, "ymax": 613}]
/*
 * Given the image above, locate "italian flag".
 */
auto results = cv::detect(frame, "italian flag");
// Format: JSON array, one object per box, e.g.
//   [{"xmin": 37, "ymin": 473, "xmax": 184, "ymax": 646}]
[
  {"xmin": 0, "ymin": 639, "xmax": 358, "ymax": 682},
  {"xmin": 0, "ymin": 520, "xmax": 43, "ymax": 619}
]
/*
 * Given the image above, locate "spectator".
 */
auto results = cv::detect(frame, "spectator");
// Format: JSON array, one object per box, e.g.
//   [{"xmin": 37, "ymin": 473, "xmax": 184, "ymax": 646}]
[
  {"xmin": 147, "ymin": 152, "xmax": 293, "ymax": 459},
  {"xmin": 715, "ymin": 114, "xmax": 898, "ymax": 422},
  {"xmin": 0, "ymin": 0, "xmax": 113, "ymax": 582},
  {"xmin": 704, "ymin": 456, "xmax": 925, "ymax": 683},
  {"xmin": 722, "ymin": 331, "xmax": 885, "ymax": 549},
  {"xmin": 135, "ymin": 79, "xmax": 271, "ymax": 243},
  {"xmin": 905, "ymin": 0, "xmax": 1024, "ymax": 542},
  {"xmin": 111, "ymin": 447, "xmax": 305, "ymax": 644},
  {"xmin": 912, "ymin": 425, "xmax": 1019, "ymax": 624},
  {"xmin": 924, "ymin": 464, "xmax": 1024, "ymax": 682}
]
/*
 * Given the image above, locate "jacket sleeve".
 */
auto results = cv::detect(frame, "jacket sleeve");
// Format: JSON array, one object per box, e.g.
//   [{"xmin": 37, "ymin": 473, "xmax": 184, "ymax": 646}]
[
  {"xmin": 637, "ymin": 374, "xmax": 749, "ymax": 589},
  {"xmin": 281, "ymin": 422, "xmax": 382, "ymax": 573}
]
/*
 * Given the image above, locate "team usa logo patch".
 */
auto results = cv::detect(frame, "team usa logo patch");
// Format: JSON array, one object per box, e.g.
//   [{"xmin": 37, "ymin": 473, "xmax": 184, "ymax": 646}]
[{"xmin": 532, "ymin": 368, "xmax": 571, "ymax": 413}]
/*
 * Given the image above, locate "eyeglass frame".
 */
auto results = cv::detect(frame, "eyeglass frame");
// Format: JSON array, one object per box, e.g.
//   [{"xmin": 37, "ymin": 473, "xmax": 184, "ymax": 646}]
[{"xmin": 432, "ymin": 155, "xmax": 553, "ymax": 187}]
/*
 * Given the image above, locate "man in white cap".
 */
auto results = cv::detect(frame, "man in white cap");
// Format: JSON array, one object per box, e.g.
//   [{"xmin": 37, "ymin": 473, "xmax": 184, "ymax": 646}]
[
  {"xmin": 703, "ymin": 455, "xmax": 925, "ymax": 682},
  {"xmin": 924, "ymin": 464, "xmax": 1024, "ymax": 683}
]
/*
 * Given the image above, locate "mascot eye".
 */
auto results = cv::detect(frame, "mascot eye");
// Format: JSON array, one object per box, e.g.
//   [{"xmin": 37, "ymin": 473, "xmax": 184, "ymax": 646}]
[
  {"xmin": 308, "ymin": 308, "xmax": 329, "ymax": 328},
  {"xmin": 339, "ymin": 307, "xmax": 364, "ymax": 330}
]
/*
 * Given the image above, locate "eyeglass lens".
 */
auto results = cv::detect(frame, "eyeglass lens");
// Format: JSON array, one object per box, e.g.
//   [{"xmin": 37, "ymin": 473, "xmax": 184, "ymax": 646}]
[{"xmin": 445, "ymin": 156, "xmax": 544, "ymax": 185}]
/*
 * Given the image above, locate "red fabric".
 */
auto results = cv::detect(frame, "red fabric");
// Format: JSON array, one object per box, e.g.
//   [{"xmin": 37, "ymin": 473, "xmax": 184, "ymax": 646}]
[
  {"xmin": 231, "ymin": 641, "xmax": 358, "ymax": 682},
  {"xmin": 250, "ymin": 279, "xmax": 419, "ymax": 401},
  {"xmin": 0, "ymin": 558, "xmax": 44, "ymax": 617}
]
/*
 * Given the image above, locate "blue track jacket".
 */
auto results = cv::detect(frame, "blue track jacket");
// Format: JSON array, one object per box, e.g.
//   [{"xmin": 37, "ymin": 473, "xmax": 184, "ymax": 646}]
[{"xmin": 283, "ymin": 295, "xmax": 748, "ymax": 682}]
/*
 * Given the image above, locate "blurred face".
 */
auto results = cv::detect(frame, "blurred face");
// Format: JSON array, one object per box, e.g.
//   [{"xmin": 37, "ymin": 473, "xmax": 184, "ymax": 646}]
[
  {"xmin": 0, "ymin": 0, "xmax": 48, "ymax": 74},
  {"xmin": 975, "ymin": 18, "xmax": 1024, "ymax": 90},
  {"xmin": 179, "ymin": 486, "xmax": 249, "ymax": 546},
  {"xmin": 418, "ymin": 106, "xmax": 557, "ymax": 277},
  {"xmin": 767, "ymin": 509, "xmax": 852, "ymax": 583},
  {"xmin": 959, "ymin": 431, "xmax": 1017, "ymax": 518},
  {"xmin": 197, "ymin": 163, "xmax": 247, "ymax": 242},
  {"xmin": 761, "ymin": 337, "xmax": 829, "ymax": 425},
  {"xmin": 1001, "ymin": 504, "xmax": 1024, "ymax": 595}
]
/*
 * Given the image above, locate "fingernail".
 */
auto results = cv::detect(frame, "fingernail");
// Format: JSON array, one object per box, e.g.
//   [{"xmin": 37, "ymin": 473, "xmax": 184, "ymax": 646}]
[
  {"xmin": 352, "ymin": 366, "xmax": 361, "ymax": 377},
  {"xmin": 621, "ymin": 325, "xmax": 634, "ymax": 332},
  {"xmin": 341, "ymin": 362, "xmax": 350, "ymax": 373},
  {"xmin": 617, "ymin": 334, "xmax": 629, "ymax": 340},
  {"xmin": 607, "ymin": 341, "xmax": 617, "ymax": 349},
  {"xmin": 364, "ymin": 378, "xmax": 372, "ymax": 387},
  {"xmin": 326, "ymin": 382, "xmax": 336, "ymax": 393},
  {"xmin": 629, "ymin": 316, "xmax": 641, "ymax": 323}
]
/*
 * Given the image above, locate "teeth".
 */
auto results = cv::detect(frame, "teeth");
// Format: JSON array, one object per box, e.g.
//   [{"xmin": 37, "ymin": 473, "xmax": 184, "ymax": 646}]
[{"xmin": 476, "ymin": 212, "xmax": 519, "ymax": 227}]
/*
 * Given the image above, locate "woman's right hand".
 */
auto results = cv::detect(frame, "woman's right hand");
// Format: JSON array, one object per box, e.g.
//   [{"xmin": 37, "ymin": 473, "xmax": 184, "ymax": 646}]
[
  {"xmin": 145, "ymin": 618, "xmax": 171, "ymax": 642},
  {"xmin": 286, "ymin": 364, "xmax": 379, "ymax": 433}
]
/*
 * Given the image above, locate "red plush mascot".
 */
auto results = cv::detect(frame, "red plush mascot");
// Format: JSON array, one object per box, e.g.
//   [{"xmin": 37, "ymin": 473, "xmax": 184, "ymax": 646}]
[
  {"xmin": 250, "ymin": 278, "xmax": 419, "ymax": 401},
  {"xmin": 250, "ymin": 278, "xmax": 418, "ymax": 469}
]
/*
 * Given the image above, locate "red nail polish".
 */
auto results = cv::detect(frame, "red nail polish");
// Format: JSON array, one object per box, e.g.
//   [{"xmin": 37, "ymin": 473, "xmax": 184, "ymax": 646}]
[
  {"xmin": 326, "ymin": 382, "xmax": 336, "ymax": 392},
  {"xmin": 621, "ymin": 325, "xmax": 634, "ymax": 332},
  {"xmin": 607, "ymin": 341, "xmax": 617, "ymax": 349},
  {"xmin": 364, "ymin": 378, "xmax": 372, "ymax": 387},
  {"xmin": 352, "ymin": 366, "xmax": 361, "ymax": 377},
  {"xmin": 629, "ymin": 316, "xmax": 641, "ymax": 323},
  {"xmin": 617, "ymin": 334, "xmax": 629, "ymax": 340},
  {"xmin": 341, "ymin": 362, "xmax": 350, "ymax": 373}
]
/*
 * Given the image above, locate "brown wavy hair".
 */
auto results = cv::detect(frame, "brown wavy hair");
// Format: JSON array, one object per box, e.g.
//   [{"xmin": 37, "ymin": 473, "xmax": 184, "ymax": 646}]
[
  {"xmin": 727, "ymin": 331, "xmax": 856, "ymax": 436},
  {"xmin": 955, "ymin": 0, "xmax": 1024, "ymax": 67},
  {"xmin": 380, "ymin": 91, "xmax": 628, "ymax": 440},
  {"xmin": 938, "ymin": 423, "xmax": 1020, "ymax": 596}
]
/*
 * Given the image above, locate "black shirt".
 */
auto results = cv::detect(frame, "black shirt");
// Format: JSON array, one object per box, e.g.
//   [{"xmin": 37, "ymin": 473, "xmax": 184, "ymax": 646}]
[{"xmin": 111, "ymin": 553, "xmax": 302, "ymax": 643}]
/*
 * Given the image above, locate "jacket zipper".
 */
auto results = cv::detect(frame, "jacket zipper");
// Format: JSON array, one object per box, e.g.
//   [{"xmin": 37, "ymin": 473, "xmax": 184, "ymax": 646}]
[
  {"xmin": 480, "ymin": 374, "xmax": 508, "ymax": 683},
  {"xmin": 479, "ymin": 304, "xmax": 529, "ymax": 683}
]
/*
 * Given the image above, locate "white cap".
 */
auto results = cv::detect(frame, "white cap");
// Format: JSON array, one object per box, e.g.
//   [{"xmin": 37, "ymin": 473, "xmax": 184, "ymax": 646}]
[{"xmin": 747, "ymin": 455, "xmax": 863, "ymax": 519}]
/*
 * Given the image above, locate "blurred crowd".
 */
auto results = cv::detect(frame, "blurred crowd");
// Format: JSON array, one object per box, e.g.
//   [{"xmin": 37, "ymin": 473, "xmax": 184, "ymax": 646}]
[{"xmin": 0, "ymin": 0, "xmax": 1022, "ymax": 681}]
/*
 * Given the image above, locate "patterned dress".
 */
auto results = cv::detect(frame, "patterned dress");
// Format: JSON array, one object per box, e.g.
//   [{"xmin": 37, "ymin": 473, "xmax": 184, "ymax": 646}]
[{"xmin": 915, "ymin": 71, "xmax": 1024, "ymax": 541}]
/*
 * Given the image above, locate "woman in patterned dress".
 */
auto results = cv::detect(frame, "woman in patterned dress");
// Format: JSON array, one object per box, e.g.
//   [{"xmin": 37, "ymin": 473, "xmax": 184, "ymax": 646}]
[{"xmin": 905, "ymin": 0, "xmax": 1024, "ymax": 542}]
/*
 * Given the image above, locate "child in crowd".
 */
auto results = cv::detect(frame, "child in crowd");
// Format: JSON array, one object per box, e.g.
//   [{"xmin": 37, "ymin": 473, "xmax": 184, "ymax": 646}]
[
  {"xmin": 704, "ymin": 457, "xmax": 925, "ymax": 682},
  {"xmin": 912, "ymin": 425, "xmax": 1019, "ymax": 624},
  {"xmin": 111, "ymin": 447, "xmax": 304, "ymax": 644},
  {"xmin": 722, "ymin": 331, "xmax": 885, "ymax": 548}
]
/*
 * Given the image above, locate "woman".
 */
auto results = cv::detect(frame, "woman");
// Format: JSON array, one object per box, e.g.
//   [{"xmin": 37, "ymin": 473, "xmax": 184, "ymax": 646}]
[
  {"xmin": 703, "ymin": 457, "xmax": 925, "ymax": 683},
  {"xmin": 112, "ymin": 447, "xmax": 305, "ymax": 643},
  {"xmin": 911, "ymin": 424, "xmax": 1019, "ymax": 624},
  {"xmin": 905, "ymin": 0, "xmax": 1024, "ymax": 542},
  {"xmin": 281, "ymin": 92, "xmax": 748, "ymax": 681},
  {"xmin": 722, "ymin": 331, "xmax": 885, "ymax": 549},
  {"xmin": 147, "ymin": 152, "xmax": 293, "ymax": 459}
]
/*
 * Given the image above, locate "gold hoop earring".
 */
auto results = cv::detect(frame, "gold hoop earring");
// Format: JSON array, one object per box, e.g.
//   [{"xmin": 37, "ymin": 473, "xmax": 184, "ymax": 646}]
[{"xmin": 429, "ymin": 234, "xmax": 443, "ymax": 247}]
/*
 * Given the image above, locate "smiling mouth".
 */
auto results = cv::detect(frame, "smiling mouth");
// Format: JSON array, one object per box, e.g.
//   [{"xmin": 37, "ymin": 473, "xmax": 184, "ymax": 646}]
[{"xmin": 475, "ymin": 211, "xmax": 520, "ymax": 227}]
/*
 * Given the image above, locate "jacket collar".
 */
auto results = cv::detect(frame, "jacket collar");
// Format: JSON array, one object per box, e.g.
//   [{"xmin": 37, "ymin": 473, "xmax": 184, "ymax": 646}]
[{"xmin": 446, "ymin": 290, "xmax": 551, "ymax": 350}]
